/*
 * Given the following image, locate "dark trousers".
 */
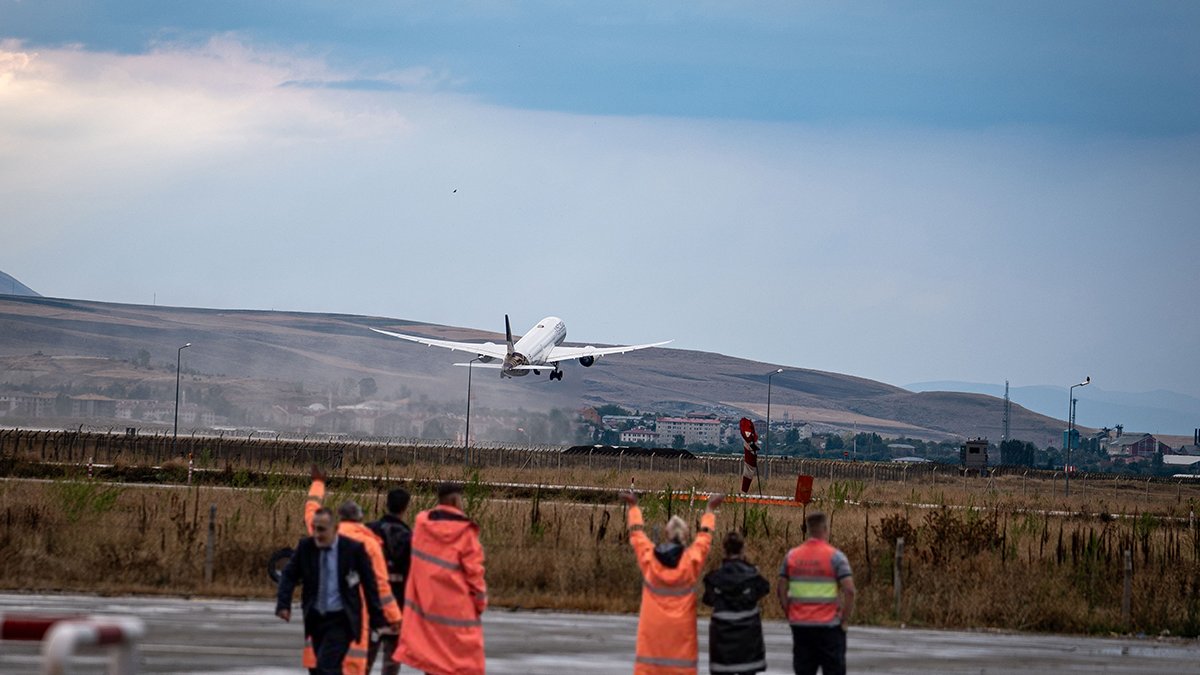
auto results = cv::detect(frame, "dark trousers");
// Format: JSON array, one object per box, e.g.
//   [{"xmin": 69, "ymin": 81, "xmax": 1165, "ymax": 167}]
[
  {"xmin": 308, "ymin": 611, "xmax": 353, "ymax": 675},
  {"xmin": 367, "ymin": 631, "xmax": 401, "ymax": 675},
  {"xmin": 790, "ymin": 625, "xmax": 846, "ymax": 675}
]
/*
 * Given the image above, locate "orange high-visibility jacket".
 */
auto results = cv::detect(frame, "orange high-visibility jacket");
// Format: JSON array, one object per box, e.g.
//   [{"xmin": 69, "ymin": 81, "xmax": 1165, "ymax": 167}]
[
  {"xmin": 303, "ymin": 479, "xmax": 402, "ymax": 674},
  {"xmin": 628, "ymin": 505, "xmax": 716, "ymax": 675},
  {"xmin": 394, "ymin": 505, "xmax": 487, "ymax": 675}
]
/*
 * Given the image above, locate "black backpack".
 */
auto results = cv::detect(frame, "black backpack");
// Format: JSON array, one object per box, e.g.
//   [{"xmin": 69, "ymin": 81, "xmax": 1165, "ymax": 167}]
[{"xmin": 375, "ymin": 519, "xmax": 412, "ymax": 585}]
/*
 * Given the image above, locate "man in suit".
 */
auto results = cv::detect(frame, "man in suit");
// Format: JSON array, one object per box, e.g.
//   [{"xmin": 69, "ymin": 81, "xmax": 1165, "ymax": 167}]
[{"xmin": 277, "ymin": 507, "xmax": 386, "ymax": 675}]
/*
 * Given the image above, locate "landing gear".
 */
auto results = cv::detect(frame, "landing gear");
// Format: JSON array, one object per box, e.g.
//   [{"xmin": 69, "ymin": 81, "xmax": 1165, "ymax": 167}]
[{"xmin": 550, "ymin": 369, "xmax": 564, "ymax": 381}]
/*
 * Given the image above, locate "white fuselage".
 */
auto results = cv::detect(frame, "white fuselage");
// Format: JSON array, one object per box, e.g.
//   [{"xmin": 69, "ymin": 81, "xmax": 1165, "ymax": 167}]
[{"xmin": 504, "ymin": 316, "xmax": 567, "ymax": 376}]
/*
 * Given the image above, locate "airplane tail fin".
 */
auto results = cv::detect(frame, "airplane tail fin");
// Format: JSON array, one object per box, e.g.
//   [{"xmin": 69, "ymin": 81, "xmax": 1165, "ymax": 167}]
[{"xmin": 505, "ymin": 314, "xmax": 515, "ymax": 355}]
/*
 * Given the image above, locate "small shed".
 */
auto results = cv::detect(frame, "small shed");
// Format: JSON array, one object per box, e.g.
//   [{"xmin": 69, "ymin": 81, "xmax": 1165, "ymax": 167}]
[{"xmin": 960, "ymin": 438, "xmax": 989, "ymax": 474}]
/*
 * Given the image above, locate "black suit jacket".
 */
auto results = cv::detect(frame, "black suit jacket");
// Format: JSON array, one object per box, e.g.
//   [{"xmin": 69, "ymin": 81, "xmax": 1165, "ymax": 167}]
[{"xmin": 276, "ymin": 535, "xmax": 386, "ymax": 638}]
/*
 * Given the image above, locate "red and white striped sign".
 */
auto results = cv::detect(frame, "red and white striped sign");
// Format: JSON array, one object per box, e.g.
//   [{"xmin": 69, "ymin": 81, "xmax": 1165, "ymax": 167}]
[{"xmin": 739, "ymin": 417, "xmax": 760, "ymax": 493}]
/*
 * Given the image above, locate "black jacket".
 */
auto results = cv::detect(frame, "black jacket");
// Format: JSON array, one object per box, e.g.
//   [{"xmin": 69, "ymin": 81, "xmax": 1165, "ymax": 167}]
[
  {"xmin": 368, "ymin": 514, "xmax": 412, "ymax": 602},
  {"xmin": 702, "ymin": 558, "xmax": 770, "ymax": 674},
  {"xmin": 275, "ymin": 535, "xmax": 386, "ymax": 638}
]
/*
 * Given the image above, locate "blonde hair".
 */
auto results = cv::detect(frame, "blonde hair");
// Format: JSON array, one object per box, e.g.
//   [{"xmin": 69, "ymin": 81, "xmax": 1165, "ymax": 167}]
[{"xmin": 665, "ymin": 515, "xmax": 689, "ymax": 544}]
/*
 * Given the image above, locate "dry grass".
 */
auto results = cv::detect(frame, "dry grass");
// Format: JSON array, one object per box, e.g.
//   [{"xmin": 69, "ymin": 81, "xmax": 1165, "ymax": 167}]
[{"xmin": 2, "ymin": 462, "xmax": 1200, "ymax": 637}]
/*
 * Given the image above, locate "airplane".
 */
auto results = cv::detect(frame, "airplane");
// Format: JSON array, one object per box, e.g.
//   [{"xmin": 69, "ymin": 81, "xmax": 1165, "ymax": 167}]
[{"xmin": 370, "ymin": 315, "xmax": 670, "ymax": 381}]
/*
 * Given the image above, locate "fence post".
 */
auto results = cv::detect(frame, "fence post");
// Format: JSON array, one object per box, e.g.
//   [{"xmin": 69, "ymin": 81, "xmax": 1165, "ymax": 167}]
[
  {"xmin": 894, "ymin": 537, "xmax": 905, "ymax": 619},
  {"xmin": 1121, "ymin": 548, "xmax": 1132, "ymax": 628},
  {"xmin": 204, "ymin": 503, "xmax": 217, "ymax": 585}
]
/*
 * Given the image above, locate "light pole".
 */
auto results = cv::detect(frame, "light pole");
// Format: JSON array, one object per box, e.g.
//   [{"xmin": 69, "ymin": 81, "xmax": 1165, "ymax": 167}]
[
  {"xmin": 1065, "ymin": 375, "xmax": 1090, "ymax": 497},
  {"xmin": 464, "ymin": 356, "xmax": 481, "ymax": 467},
  {"xmin": 765, "ymin": 368, "xmax": 783, "ymax": 477},
  {"xmin": 173, "ymin": 342, "xmax": 191, "ymax": 456}
]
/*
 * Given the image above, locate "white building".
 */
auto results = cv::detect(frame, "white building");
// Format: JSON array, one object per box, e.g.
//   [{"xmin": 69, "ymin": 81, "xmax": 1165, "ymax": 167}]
[
  {"xmin": 620, "ymin": 427, "xmax": 659, "ymax": 445},
  {"xmin": 656, "ymin": 416, "xmax": 720, "ymax": 447}
]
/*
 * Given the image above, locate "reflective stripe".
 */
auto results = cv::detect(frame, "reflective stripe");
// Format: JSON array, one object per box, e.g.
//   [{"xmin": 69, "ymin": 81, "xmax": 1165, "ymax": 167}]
[
  {"xmin": 642, "ymin": 580, "xmax": 693, "ymax": 597},
  {"xmin": 711, "ymin": 659, "xmax": 767, "ymax": 673},
  {"xmin": 636, "ymin": 655, "xmax": 698, "ymax": 668},
  {"xmin": 347, "ymin": 647, "xmax": 368, "ymax": 658},
  {"xmin": 789, "ymin": 618, "xmax": 843, "ymax": 627},
  {"xmin": 412, "ymin": 547, "xmax": 461, "ymax": 571},
  {"xmin": 473, "ymin": 591, "xmax": 487, "ymax": 602},
  {"xmin": 388, "ymin": 574, "xmax": 405, "ymax": 583},
  {"xmin": 699, "ymin": 526, "xmax": 713, "ymax": 533},
  {"xmin": 305, "ymin": 495, "xmax": 322, "ymax": 503},
  {"xmin": 404, "ymin": 599, "xmax": 482, "ymax": 628},
  {"xmin": 380, "ymin": 594, "xmax": 397, "ymax": 607},
  {"xmin": 711, "ymin": 607, "xmax": 761, "ymax": 621},
  {"xmin": 630, "ymin": 524, "xmax": 645, "ymax": 531},
  {"xmin": 788, "ymin": 578, "xmax": 838, "ymax": 603}
]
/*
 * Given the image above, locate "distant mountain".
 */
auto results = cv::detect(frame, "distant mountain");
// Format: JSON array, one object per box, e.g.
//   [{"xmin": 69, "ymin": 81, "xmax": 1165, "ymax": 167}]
[
  {"xmin": 0, "ymin": 295, "xmax": 1069, "ymax": 445},
  {"xmin": 0, "ymin": 271, "xmax": 39, "ymax": 297},
  {"xmin": 906, "ymin": 380, "xmax": 1200, "ymax": 436}
]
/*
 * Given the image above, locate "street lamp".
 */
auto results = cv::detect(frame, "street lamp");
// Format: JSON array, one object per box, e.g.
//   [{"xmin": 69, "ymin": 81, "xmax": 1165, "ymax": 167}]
[
  {"xmin": 464, "ymin": 356, "xmax": 481, "ymax": 467},
  {"xmin": 765, "ymin": 368, "xmax": 784, "ymax": 477},
  {"xmin": 1065, "ymin": 375, "xmax": 1090, "ymax": 497},
  {"xmin": 173, "ymin": 343, "xmax": 191, "ymax": 456}
]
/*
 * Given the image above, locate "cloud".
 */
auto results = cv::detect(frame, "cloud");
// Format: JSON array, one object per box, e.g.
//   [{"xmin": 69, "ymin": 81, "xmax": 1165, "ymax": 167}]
[{"xmin": 1, "ymin": 37, "xmax": 1197, "ymax": 398}]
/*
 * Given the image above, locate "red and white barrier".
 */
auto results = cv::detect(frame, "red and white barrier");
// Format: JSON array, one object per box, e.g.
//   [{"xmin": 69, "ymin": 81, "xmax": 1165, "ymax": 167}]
[{"xmin": 0, "ymin": 614, "xmax": 145, "ymax": 675}]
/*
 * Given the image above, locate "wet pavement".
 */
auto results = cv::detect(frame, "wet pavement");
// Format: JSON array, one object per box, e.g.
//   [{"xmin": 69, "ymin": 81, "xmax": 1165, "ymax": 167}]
[{"xmin": 1, "ymin": 593, "xmax": 1197, "ymax": 673}]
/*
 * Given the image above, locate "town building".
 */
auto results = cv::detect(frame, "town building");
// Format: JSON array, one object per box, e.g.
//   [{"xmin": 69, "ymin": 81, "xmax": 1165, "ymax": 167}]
[
  {"xmin": 655, "ymin": 415, "xmax": 720, "ymax": 447},
  {"xmin": 620, "ymin": 427, "xmax": 659, "ymax": 445},
  {"xmin": 1106, "ymin": 433, "xmax": 1170, "ymax": 460}
]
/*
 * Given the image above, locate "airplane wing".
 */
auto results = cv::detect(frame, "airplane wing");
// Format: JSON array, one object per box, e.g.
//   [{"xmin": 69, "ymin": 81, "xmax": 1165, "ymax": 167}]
[
  {"xmin": 545, "ymin": 340, "xmax": 672, "ymax": 364},
  {"xmin": 370, "ymin": 327, "xmax": 509, "ymax": 361}
]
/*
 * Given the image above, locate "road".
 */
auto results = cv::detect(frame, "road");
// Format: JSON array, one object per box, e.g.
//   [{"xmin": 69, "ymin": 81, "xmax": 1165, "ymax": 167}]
[{"xmin": 1, "ymin": 593, "xmax": 1197, "ymax": 673}]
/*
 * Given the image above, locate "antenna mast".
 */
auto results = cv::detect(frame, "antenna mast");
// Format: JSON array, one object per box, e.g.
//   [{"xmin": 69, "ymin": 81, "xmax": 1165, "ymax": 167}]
[{"xmin": 1002, "ymin": 380, "xmax": 1011, "ymax": 442}]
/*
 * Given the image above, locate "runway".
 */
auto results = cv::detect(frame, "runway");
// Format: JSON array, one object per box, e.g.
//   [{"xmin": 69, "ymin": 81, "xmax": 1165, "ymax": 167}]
[{"xmin": 1, "ymin": 593, "xmax": 1196, "ymax": 673}]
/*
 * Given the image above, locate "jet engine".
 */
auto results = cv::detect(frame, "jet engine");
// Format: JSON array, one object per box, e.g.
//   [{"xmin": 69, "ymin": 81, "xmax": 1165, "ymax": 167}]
[{"xmin": 578, "ymin": 355, "xmax": 595, "ymax": 367}]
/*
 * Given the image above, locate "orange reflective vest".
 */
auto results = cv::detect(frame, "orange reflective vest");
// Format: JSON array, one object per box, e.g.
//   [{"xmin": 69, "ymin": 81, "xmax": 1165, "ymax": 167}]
[
  {"xmin": 394, "ymin": 505, "xmax": 487, "ymax": 675},
  {"xmin": 628, "ymin": 506, "xmax": 715, "ymax": 675},
  {"xmin": 302, "ymin": 479, "xmax": 401, "ymax": 674},
  {"xmin": 783, "ymin": 539, "xmax": 843, "ymax": 627}
]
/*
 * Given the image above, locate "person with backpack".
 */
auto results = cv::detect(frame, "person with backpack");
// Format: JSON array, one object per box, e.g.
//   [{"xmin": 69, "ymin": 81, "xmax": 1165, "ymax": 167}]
[
  {"xmin": 702, "ymin": 531, "xmax": 770, "ymax": 674},
  {"xmin": 367, "ymin": 488, "xmax": 412, "ymax": 675}
]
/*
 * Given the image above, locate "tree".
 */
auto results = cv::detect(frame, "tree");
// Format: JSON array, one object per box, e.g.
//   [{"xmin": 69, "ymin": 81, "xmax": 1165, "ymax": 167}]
[
  {"xmin": 358, "ymin": 377, "xmax": 377, "ymax": 399},
  {"xmin": 595, "ymin": 404, "xmax": 632, "ymax": 417},
  {"xmin": 784, "ymin": 428, "xmax": 800, "ymax": 446},
  {"xmin": 826, "ymin": 434, "xmax": 844, "ymax": 451},
  {"xmin": 672, "ymin": 434, "xmax": 685, "ymax": 449}
]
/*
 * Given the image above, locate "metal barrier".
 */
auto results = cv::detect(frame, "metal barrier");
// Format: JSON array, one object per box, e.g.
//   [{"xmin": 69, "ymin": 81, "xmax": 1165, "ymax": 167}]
[{"xmin": 0, "ymin": 614, "xmax": 145, "ymax": 674}]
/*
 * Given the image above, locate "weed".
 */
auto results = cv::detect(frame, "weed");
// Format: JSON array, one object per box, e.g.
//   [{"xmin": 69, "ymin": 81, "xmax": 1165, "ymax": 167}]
[{"xmin": 53, "ymin": 479, "xmax": 123, "ymax": 523}]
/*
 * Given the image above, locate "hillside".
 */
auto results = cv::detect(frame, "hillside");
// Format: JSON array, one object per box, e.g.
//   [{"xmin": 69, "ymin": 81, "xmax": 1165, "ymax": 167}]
[
  {"xmin": 0, "ymin": 270, "xmax": 40, "ymax": 297},
  {"xmin": 0, "ymin": 295, "xmax": 1068, "ymax": 445}
]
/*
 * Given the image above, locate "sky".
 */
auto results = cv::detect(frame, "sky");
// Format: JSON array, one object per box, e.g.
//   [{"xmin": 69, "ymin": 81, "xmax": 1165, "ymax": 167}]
[{"xmin": 2, "ymin": 1, "xmax": 1198, "ymax": 398}]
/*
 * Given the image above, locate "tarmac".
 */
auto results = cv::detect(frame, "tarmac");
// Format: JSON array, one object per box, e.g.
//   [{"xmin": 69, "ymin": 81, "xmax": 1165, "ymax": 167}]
[{"xmin": 1, "ymin": 592, "xmax": 1198, "ymax": 673}]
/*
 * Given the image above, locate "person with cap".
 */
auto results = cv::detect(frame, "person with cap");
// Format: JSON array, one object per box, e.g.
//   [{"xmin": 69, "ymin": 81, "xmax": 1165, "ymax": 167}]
[
  {"xmin": 702, "ymin": 531, "xmax": 770, "ymax": 674},
  {"xmin": 620, "ymin": 489, "xmax": 723, "ymax": 674},
  {"xmin": 305, "ymin": 466, "xmax": 402, "ymax": 674},
  {"xmin": 367, "ymin": 487, "xmax": 412, "ymax": 675},
  {"xmin": 394, "ymin": 482, "xmax": 487, "ymax": 675}
]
